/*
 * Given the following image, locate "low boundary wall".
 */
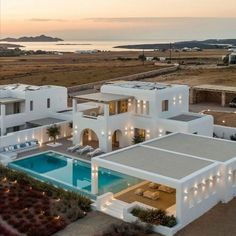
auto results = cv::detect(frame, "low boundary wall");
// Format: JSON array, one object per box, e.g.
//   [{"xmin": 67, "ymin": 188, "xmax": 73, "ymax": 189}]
[{"xmin": 68, "ymin": 64, "xmax": 179, "ymax": 95}]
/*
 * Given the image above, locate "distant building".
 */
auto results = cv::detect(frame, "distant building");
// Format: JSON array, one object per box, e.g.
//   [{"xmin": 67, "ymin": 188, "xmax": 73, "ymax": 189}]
[
  {"xmin": 75, "ymin": 49, "xmax": 99, "ymax": 54},
  {"xmin": 229, "ymin": 53, "xmax": 236, "ymax": 64}
]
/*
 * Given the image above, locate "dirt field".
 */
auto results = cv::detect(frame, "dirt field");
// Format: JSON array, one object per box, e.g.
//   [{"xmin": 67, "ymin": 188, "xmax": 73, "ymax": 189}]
[
  {"xmin": 0, "ymin": 49, "xmax": 228, "ymax": 87},
  {"xmin": 176, "ymin": 198, "xmax": 236, "ymax": 236},
  {"xmin": 203, "ymin": 110, "xmax": 236, "ymax": 127},
  {"xmin": 146, "ymin": 65, "xmax": 236, "ymax": 87}
]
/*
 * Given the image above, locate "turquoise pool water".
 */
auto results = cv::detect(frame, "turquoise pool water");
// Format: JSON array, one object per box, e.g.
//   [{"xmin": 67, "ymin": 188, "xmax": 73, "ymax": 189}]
[{"xmin": 9, "ymin": 151, "xmax": 141, "ymax": 199}]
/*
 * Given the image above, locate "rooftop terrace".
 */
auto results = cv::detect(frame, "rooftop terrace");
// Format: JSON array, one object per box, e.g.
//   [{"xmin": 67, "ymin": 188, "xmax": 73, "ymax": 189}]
[{"xmin": 109, "ymin": 81, "xmax": 172, "ymax": 91}]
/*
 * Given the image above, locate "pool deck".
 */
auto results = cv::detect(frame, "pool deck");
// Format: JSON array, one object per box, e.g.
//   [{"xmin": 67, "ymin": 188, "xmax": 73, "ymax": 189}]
[{"xmin": 17, "ymin": 138, "xmax": 93, "ymax": 162}]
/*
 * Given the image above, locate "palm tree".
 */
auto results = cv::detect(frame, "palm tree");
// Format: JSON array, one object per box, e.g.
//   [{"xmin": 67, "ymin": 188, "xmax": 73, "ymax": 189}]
[{"xmin": 46, "ymin": 124, "xmax": 61, "ymax": 144}]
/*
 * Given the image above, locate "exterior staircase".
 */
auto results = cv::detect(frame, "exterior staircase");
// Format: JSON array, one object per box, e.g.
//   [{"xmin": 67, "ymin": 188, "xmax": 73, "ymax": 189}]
[{"xmin": 101, "ymin": 198, "xmax": 128, "ymax": 220}]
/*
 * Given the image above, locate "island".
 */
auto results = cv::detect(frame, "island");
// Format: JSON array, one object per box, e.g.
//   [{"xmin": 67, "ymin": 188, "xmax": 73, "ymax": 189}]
[
  {"xmin": 0, "ymin": 35, "xmax": 63, "ymax": 42},
  {"xmin": 115, "ymin": 39, "xmax": 236, "ymax": 50}
]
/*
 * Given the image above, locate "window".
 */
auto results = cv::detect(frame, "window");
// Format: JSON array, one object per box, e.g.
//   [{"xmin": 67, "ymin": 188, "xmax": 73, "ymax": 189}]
[
  {"xmin": 162, "ymin": 100, "xmax": 169, "ymax": 112},
  {"xmin": 30, "ymin": 100, "xmax": 33, "ymax": 111},
  {"xmin": 47, "ymin": 98, "xmax": 51, "ymax": 108}
]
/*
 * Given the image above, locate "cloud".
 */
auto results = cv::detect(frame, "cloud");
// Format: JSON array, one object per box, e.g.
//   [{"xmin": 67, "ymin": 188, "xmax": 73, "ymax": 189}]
[{"xmin": 29, "ymin": 18, "xmax": 66, "ymax": 22}]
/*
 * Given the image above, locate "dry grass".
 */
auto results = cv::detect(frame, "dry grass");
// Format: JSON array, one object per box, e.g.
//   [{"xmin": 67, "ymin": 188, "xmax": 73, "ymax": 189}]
[
  {"xmin": 0, "ymin": 49, "xmax": 228, "ymax": 87},
  {"xmin": 147, "ymin": 66, "xmax": 236, "ymax": 87},
  {"xmin": 0, "ymin": 52, "xmax": 161, "ymax": 87}
]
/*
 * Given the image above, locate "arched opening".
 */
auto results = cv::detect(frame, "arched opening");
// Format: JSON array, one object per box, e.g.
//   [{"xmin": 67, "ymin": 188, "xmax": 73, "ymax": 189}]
[
  {"xmin": 81, "ymin": 129, "xmax": 99, "ymax": 149},
  {"xmin": 112, "ymin": 130, "xmax": 122, "ymax": 150}
]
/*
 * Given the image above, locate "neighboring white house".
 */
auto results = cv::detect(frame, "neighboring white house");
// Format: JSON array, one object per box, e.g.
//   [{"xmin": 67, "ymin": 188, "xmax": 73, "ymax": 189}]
[
  {"xmin": 229, "ymin": 52, "xmax": 236, "ymax": 64},
  {"xmin": 0, "ymin": 84, "xmax": 70, "ymax": 136},
  {"xmin": 72, "ymin": 81, "xmax": 213, "ymax": 152},
  {"xmin": 93, "ymin": 132, "xmax": 236, "ymax": 235}
]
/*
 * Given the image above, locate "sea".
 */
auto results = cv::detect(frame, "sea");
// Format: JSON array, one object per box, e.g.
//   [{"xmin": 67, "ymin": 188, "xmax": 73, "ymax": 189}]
[{"xmin": 2, "ymin": 40, "xmax": 179, "ymax": 52}]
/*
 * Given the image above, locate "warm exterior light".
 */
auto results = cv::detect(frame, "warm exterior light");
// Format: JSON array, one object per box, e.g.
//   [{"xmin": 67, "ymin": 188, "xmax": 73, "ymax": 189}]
[
  {"xmin": 222, "ymin": 120, "xmax": 226, "ymax": 124},
  {"xmin": 143, "ymin": 101, "xmax": 146, "ymax": 105},
  {"xmin": 173, "ymin": 97, "xmax": 176, "ymax": 101}
]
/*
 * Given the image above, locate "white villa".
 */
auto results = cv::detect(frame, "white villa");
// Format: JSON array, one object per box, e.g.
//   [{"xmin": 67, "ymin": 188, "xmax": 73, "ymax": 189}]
[
  {"xmin": 92, "ymin": 133, "xmax": 236, "ymax": 235},
  {"xmin": 72, "ymin": 81, "xmax": 213, "ymax": 152},
  {"xmin": 2, "ymin": 81, "xmax": 236, "ymax": 235},
  {"xmin": 0, "ymin": 84, "xmax": 72, "ymax": 150}
]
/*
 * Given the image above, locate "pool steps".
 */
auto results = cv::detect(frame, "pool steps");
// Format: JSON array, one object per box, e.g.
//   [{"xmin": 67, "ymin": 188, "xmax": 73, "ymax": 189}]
[{"xmin": 101, "ymin": 199, "xmax": 128, "ymax": 219}]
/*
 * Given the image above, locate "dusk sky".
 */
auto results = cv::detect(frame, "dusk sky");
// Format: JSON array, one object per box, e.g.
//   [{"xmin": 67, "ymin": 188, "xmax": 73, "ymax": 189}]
[{"xmin": 1, "ymin": 0, "xmax": 236, "ymax": 40}]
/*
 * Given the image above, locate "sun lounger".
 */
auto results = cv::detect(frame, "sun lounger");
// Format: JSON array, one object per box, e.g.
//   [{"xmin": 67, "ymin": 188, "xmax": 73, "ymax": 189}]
[
  {"xmin": 149, "ymin": 182, "xmax": 160, "ymax": 189},
  {"xmin": 143, "ymin": 190, "xmax": 160, "ymax": 200},
  {"xmin": 158, "ymin": 185, "xmax": 175, "ymax": 193},
  {"xmin": 87, "ymin": 148, "xmax": 103, "ymax": 157},
  {"xmin": 67, "ymin": 144, "xmax": 82, "ymax": 152},
  {"xmin": 134, "ymin": 188, "xmax": 144, "ymax": 196},
  {"xmin": 77, "ymin": 145, "xmax": 94, "ymax": 155}
]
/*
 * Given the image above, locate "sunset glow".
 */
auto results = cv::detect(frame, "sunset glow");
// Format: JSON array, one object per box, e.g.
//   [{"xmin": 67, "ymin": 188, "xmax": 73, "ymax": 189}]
[{"xmin": 1, "ymin": 0, "xmax": 236, "ymax": 40}]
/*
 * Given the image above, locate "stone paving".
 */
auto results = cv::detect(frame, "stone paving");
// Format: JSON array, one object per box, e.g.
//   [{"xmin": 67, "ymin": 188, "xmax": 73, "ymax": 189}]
[{"xmin": 54, "ymin": 211, "xmax": 124, "ymax": 236}]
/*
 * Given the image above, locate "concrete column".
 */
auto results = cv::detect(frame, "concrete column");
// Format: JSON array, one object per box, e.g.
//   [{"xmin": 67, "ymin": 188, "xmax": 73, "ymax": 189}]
[
  {"xmin": 189, "ymin": 88, "xmax": 195, "ymax": 104},
  {"xmin": 176, "ymin": 184, "xmax": 184, "ymax": 226},
  {"xmin": 91, "ymin": 163, "xmax": 98, "ymax": 195},
  {"xmin": 221, "ymin": 92, "xmax": 226, "ymax": 107},
  {"xmin": 72, "ymin": 98, "xmax": 77, "ymax": 112},
  {"xmin": 104, "ymin": 104, "xmax": 109, "ymax": 117},
  {"xmin": 0, "ymin": 104, "xmax": 6, "ymax": 136}
]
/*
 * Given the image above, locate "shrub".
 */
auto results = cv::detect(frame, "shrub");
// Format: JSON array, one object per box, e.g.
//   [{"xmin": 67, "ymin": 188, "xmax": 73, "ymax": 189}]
[
  {"xmin": 131, "ymin": 207, "xmax": 177, "ymax": 228},
  {"xmin": 132, "ymin": 135, "xmax": 145, "ymax": 144},
  {"xmin": 230, "ymin": 134, "xmax": 236, "ymax": 141},
  {"xmin": 96, "ymin": 222, "xmax": 152, "ymax": 236}
]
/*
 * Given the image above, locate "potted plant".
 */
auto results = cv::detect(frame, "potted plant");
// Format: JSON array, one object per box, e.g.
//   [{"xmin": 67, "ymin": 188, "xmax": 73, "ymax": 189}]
[{"xmin": 46, "ymin": 124, "xmax": 62, "ymax": 147}]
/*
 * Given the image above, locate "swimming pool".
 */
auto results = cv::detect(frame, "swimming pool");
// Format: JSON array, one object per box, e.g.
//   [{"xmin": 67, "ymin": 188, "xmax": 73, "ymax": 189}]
[{"xmin": 9, "ymin": 151, "xmax": 141, "ymax": 199}]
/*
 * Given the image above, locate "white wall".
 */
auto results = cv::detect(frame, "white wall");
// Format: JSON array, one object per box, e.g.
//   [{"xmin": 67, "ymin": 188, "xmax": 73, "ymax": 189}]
[
  {"xmin": 180, "ymin": 163, "xmax": 222, "ymax": 227},
  {"xmin": 214, "ymin": 125, "xmax": 236, "ymax": 140},
  {"xmin": 0, "ymin": 121, "xmax": 71, "ymax": 148}
]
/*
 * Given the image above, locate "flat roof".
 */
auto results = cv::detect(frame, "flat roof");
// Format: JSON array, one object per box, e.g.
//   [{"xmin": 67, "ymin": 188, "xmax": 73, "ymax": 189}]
[
  {"xmin": 98, "ymin": 146, "xmax": 213, "ymax": 180},
  {"xmin": 27, "ymin": 117, "xmax": 65, "ymax": 126},
  {"xmin": 169, "ymin": 114, "xmax": 202, "ymax": 122},
  {"xmin": 74, "ymin": 93, "xmax": 132, "ymax": 103},
  {"xmin": 146, "ymin": 133, "xmax": 236, "ymax": 162},
  {"xmin": 0, "ymin": 97, "xmax": 25, "ymax": 104},
  {"xmin": 109, "ymin": 81, "xmax": 172, "ymax": 91},
  {"xmin": 193, "ymin": 84, "xmax": 236, "ymax": 93}
]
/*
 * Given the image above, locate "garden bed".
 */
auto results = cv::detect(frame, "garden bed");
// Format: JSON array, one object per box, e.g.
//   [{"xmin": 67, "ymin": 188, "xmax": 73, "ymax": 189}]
[
  {"xmin": 0, "ymin": 165, "xmax": 92, "ymax": 236},
  {"xmin": 123, "ymin": 202, "xmax": 180, "ymax": 236}
]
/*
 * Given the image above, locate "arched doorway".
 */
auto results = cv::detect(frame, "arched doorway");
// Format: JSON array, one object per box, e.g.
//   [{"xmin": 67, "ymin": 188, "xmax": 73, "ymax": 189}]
[
  {"xmin": 81, "ymin": 129, "xmax": 99, "ymax": 149},
  {"xmin": 112, "ymin": 130, "xmax": 122, "ymax": 150}
]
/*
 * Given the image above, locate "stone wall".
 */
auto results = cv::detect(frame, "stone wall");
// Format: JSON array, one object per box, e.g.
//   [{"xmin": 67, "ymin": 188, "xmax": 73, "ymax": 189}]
[{"xmin": 68, "ymin": 64, "xmax": 179, "ymax": 96}]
